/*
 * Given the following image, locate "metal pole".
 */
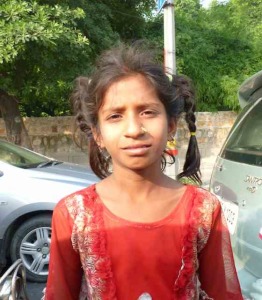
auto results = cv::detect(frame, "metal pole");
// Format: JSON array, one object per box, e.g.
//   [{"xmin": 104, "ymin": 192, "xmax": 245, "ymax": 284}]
[
  {"xmin": 163, "ymin": 0, "xmax": 176, "ymax": 75},
  {"xmin": 163, "ymin": 0, "xmax": 179, "ymax": 178}
]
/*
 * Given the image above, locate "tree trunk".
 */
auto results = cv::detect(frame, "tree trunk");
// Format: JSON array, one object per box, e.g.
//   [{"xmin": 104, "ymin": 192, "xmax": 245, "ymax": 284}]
[{"xmin": 0, "ymin": 90, "xmax": 32, "ymax": 149}]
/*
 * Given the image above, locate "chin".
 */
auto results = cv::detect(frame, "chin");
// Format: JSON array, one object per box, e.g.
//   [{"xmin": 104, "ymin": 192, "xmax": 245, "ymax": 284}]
[{"xmin": 128, "ymin": 161, "xmax": 161, "ymax": 172}]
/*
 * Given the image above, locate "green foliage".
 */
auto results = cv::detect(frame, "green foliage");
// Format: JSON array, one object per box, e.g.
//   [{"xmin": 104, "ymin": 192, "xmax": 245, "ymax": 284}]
[
  {"xmin": 1, "ymin": 0, "xmax": 261, "ymax": 116},
  {"xmin": 174, "ymin": 0, "xmax": 259, "ymax": 111},
  {"xmin": 0, "ymin": 0, "xmax": 92, "ymax": 116},
  {"xmin": 0, "ymin": 0, "xmax": 88, "ymax": 64},
  {"xmin": 144, "ymin": 0, "xmax": 262, "ymax": 111},
  {"xmin": 99, "ymin": 0, "xmax": 156, "ymax": 41},
  {"xmin": 0, "ymin": 0, "xmax": 156, "ymax": 117}
]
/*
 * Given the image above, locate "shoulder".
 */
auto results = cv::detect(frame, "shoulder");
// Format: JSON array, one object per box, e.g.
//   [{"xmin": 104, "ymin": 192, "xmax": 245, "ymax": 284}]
[
  {"xmin": 54, "ymin": 184, "xmax": 98, "ymax": 218},
  {"xmin": 186, "ymin": 185, "xmax": 220, "ymax": 213},
  {"xmin": 184, "ymin": 185, "xmax": 222, "ymax": 244}
]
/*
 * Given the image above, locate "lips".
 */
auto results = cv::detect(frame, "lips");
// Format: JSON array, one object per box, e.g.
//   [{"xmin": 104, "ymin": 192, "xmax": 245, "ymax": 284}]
[
  {"xmin": 123, "ymin": 144, "xmax": 151, "ymax": 150},
  {"xmin": 122, "ymin": 144, "xmax": 151, "ymax": 155}
]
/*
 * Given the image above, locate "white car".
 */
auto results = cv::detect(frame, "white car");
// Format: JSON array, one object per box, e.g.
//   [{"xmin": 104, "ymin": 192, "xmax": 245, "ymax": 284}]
[
  {"xmin": 0, "ymin": 140, "xmax": 98, "ymax": 282},
  {"xmin": 210, "ymin": 70, "xmax": 262, "ymax": 299}
]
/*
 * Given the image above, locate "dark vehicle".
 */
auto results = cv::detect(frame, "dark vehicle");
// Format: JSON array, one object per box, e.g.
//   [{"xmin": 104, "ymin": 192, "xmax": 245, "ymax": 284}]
[
  {"xmin": 0, "ymin": 140, "xmax": 98, "ymax": 282},
  {"xmin": 210, "ymin": 71, "xmax": 262, "ymax": 299}
]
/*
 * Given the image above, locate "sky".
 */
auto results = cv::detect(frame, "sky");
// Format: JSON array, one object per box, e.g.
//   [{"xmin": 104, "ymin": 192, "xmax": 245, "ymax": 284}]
[
  {"xmin": 201, "ymin": 0, "xmax": 228, "ymax": 8},
  {"xmin": 201, "ymin": 0, "xmax": 214, "ymax": 8}
]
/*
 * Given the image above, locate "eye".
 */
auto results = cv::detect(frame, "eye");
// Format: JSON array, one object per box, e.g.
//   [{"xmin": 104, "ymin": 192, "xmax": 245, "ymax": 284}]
[
  {"xmin": 142, "ymin": 110, "xmax": 158, "ymax": 117},
  {"xmin": 107, "ymin": 114, "xmax": 122, "ymax": 121}
]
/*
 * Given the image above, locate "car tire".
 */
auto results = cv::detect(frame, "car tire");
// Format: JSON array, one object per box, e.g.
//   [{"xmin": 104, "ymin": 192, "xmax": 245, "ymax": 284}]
[{"xmin": 10, "ymin": 214, "xmax": 52, "ymax": 283}]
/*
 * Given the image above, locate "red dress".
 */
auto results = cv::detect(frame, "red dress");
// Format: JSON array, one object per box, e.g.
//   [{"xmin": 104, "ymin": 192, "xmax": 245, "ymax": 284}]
[{"xmin": 44, "ymin": 184, "xmax": 243, "ymax": 300}]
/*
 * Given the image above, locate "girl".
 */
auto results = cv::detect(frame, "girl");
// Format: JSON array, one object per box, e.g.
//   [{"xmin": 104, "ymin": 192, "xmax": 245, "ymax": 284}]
[{"xmin": 45, "ymin": 45, "xmax": 243, "ymax": 299}]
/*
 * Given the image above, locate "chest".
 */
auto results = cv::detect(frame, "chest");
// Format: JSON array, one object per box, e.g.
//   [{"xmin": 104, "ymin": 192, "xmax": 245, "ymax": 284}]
[
  {"xmin": 104, "ymin": 213, "xmax": 184, "ymax": 269},
  {"xmin": 81, "ymin": 213, "xmax": 186, "ymax": 299},
  {"xmin": 66, "ymin": 186, "xmax": 216, "ymax": 299},
  {"xmin": 100, "ymin": 195, "xmax": 183, "ymax": 223}
]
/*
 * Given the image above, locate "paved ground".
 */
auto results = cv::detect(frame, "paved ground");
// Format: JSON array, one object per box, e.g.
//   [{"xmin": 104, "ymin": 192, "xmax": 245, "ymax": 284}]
[{"xmin": 26, "ymin": 282, "xmax": 45, "ymax": 300}]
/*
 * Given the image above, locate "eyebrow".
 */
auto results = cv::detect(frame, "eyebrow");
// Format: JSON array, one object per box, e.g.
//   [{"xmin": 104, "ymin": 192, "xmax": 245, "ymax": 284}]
[{"xmin": 101, "ymin": 102, "xmax": 162, "ymax": 114}]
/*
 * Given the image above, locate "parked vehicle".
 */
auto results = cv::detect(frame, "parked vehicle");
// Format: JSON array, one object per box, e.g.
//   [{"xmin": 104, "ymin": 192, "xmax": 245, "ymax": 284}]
[
  {"xmin": 0, "ymin": 140, "xmax": 98, "ymax": 283},
  {"xmin": 210, "ymin": 70, "xmax": 262, "ymax": 299}
]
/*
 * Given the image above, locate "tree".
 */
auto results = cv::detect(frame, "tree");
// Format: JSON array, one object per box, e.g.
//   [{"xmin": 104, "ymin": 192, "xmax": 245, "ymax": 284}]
[
  {"xmin": 175, "ymin": 3, "xmax": 254, "ymax": 110},
  {"xmin": 0, "ymin": 0, "xmax": 90, "ymax": 145},
  {"xmin": 201, "ymin": 0, "xmax": 262, "ymax": 110},
  {"xmin": 0, "ymin": 89, "xmax": 32, "ymax": 147},
  {"xmin": 1, "ymin": 0, "xmax": 156, "ymax": 120},
  {"xmin": 144, "ymin": 0, "xmax": 262, "ymax": 111},
  {"xmin": 0, "ymin": 0, "xmax": 155, "ymax": 146},
  {"xmin": 99, "ymin": 0, "xmax": 156, "ymax": 41}
]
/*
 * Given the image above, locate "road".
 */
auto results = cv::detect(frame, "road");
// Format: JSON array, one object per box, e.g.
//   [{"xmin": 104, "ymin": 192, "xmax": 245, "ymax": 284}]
[{"xmin": 26, "ymin": 281, "xmax": 46, "ymax": 300}]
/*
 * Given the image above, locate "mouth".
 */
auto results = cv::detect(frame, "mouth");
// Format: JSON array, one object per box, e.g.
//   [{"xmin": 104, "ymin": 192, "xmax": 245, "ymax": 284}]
[
  {"xmin": 123, "ymin": 144, "xmax": 151, "ymax": 150},
  {"xmin": 122, "ymin": 144, "xmax": 151, "ymax": 155}
]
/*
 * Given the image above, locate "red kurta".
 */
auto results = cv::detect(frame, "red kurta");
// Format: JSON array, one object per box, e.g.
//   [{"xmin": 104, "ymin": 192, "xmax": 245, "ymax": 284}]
[{"xmin": 45, "ymin": 184, "xmax": 243, "ymax": 300}]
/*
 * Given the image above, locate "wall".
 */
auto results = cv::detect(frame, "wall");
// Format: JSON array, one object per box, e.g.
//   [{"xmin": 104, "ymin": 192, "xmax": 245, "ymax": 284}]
[{"xmin": 0, "ymin": 112, "xmax": 237, "ymax": 185}]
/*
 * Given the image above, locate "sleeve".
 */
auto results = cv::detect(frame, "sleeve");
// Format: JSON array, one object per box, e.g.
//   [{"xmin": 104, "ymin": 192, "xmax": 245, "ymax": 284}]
[
  {"xmin": 44, "ymin": 200, "xmax": 83, "ymax": 300},
  {"xmin": 198, "ymin": 196, "xmax": 243, "ymax": 300}
]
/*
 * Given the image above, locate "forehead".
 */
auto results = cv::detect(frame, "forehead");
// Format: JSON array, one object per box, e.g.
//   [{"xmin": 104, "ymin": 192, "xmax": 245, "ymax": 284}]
[{"xmin": 101, "ymin": 74, "xmax": 160, "ymax": 109}]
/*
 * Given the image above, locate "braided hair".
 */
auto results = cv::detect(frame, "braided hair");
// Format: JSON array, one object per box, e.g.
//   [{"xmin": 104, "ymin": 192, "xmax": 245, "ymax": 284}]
[{"xmin": 71, "ymin": 44, "xmax": 201, "ymax": 184}]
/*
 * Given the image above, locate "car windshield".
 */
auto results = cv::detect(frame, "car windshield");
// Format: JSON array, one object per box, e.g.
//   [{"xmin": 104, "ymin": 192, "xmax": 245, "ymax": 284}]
[
  {"xmin": 0, "ymin": 140, "xmax": 52, "ymax": 168},
  {"xmin": 221, "ymin": 97, "xmax": 262, "ymax": 166}
]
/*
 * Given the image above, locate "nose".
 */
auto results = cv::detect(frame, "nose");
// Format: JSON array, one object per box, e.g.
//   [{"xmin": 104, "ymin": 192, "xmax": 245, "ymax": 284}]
[{"xmin": 124, "ymin": 115, "xmax": 144, "ymax": 138}]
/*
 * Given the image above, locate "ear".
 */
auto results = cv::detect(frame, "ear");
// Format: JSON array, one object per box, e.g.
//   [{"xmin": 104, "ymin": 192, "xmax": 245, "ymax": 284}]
[
  {"xmin": 91, "ymin": 126, "xmax": 105, "ymax": 149},
  {"xmin": 168, "ymin": 117, "xmax": 177, "ymax": 136}
]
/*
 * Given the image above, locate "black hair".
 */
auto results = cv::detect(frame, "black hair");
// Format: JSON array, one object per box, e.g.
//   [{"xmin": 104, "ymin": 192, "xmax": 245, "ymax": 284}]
[{"xmin": 71, "ymin": 44, "xmax": 201, "ymax": 184}]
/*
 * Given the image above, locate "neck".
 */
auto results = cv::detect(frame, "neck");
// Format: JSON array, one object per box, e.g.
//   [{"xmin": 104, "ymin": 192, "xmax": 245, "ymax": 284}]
[
  {"xmin": 114, "ymin": 159, "xmax": 163, "ymax": 181},
  {"xmin": 105, "ymin": 163, "xmax": 174, "ymax": 203}
]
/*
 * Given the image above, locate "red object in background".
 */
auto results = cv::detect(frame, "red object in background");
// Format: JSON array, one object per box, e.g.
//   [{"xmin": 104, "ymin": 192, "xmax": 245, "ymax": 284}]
[
  {"xmin": 259, "ymin": 228, "xmax": 262, "ymax": 240},
  {"xmin": 166, "ymin": 149, "xmax": 178, "ymax": 156}
]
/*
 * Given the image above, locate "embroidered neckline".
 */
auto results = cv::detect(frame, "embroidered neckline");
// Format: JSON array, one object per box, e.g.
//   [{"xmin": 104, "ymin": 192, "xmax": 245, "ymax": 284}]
[
  {"xmin": 91, "ymin": 184, "xmax": 189, "ymax": 229},
  {"xmin": 66, "ymin": 184, "xmax": 217, "ymax": 300}
]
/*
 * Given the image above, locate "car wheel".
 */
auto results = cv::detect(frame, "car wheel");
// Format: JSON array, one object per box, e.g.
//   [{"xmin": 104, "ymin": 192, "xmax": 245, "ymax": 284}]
[{"xmin": 10, "ymin": 214, "xmax": 52, "ymax": 283}]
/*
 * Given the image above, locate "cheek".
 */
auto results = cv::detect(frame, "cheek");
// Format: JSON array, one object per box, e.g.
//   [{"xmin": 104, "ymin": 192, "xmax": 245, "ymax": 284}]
[
  {"xmin": 150, "ymin": 120, "xmax": 169, "ymax": 143},
  {"xmin": 95, "ymin": 124, "xmax": 109, "ymax": 149},
  {"xmin": 99, "ymin": 125, "xmax": 119, "ymax": 149}
]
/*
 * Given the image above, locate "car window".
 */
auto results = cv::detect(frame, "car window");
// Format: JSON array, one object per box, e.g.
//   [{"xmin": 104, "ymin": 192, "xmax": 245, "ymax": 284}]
[
  {"xmin": 221, "ymin": 97, "xmax": 262, "ymax": 166},
  {"xmin": 0, "ymin": 140, "xmax": 49, "ymax": 168}
]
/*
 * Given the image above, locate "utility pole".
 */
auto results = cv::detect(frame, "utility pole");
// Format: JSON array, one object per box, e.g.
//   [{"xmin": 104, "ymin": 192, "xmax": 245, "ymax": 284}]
[
  {"xmin": 163, "ymin": 0, "xmax": 176, "ymax": 75},
  {"xmin": 157, "ymin": 0, "xmax": 178, "ymax": 178}
]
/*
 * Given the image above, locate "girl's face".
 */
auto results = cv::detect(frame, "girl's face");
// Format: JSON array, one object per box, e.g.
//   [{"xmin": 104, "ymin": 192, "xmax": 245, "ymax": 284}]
[{"xmin": 94, "ymin": 74, "xmax": 176, "ymax": 173}]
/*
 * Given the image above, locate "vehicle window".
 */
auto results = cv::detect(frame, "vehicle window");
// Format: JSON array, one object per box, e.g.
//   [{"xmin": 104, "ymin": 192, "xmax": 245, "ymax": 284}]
[
  {"xmin": 0, "ymin": 140, "xmax": 49, "ymax": 168},
  {"xmin": 221, "ymin": 98, "xmax": 262, "ymax": 166}
]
